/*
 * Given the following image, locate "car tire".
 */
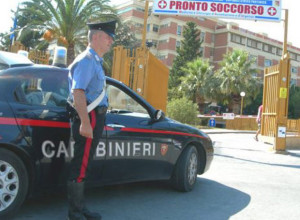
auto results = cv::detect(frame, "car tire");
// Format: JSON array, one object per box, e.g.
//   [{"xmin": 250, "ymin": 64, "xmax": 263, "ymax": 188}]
[
  {"xmin": 172, "ymin": 145, "xmax": 198, "ymax": 192},
  {"xmin": 0, "ymin": 148, "xmax": 29, "ymax": 218}
]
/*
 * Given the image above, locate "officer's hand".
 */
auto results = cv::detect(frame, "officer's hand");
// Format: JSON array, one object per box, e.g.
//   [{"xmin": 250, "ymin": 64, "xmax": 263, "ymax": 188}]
[{"xmin": 80, "ymin": 122, "xmax": 93, "ymax": 139}]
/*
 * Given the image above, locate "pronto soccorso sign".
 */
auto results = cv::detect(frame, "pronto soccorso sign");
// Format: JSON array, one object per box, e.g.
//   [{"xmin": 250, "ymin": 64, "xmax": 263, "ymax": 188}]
[{"xmin": 153, "ymin": 0, "xmax": 281, "ymax": 22}]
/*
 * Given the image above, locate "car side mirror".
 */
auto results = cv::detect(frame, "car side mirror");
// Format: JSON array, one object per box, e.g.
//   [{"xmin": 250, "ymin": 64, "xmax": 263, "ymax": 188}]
[{"xmin": 154, "ymin": 110, "xmax": 165, "ymax": 121}]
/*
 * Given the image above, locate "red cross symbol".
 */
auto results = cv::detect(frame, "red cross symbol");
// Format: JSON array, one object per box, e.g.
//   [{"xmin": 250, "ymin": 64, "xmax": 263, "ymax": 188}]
[
  {"xmin": 268, "ymin": 7, "xmax": 277, "ymax": 16},
  {"xmin": 158, "ymin": 0, "xmax": 167, "ymax": 9}
]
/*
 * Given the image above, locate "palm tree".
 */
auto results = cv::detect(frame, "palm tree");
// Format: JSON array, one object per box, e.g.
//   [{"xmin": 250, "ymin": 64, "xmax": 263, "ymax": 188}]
[
  {"xmin": 18, "ymin": 0, "xmax": 117, "ymax": 65},
  {"xmin": 214, "ymin": 49, "xmax": 260, "ymax": 114},
  {"xmin": 179, "ymin": 58, "xmax": 214, "ymax": 113}
]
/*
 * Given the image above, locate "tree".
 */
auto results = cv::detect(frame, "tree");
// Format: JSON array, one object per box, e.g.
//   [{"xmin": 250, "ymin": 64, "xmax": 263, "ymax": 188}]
[
  {"xmin": 0, "ymin": 32, "xmax": 11, "ymax": 51},
  {"xmin": 103, "ymin": 22, "xmax": 140, "ymax": 76},
  {"xmin": 169, "ymin": 21, "xmax": 203, "ymax": 99},
  {"xmin": 179, "ymin": 58, "xmax": 214, "ymax": 113},
  {"xmin": 18, "ymin": 0, "xmax": 117, "ymax": 65},
  {"xmin": 214, "ymin": 49, "xmax": 260, "ymax": 114},
  {"xmin": 8, "ymin": 7, "xmax": 47, "ymax": 50},
  {"xmin": 288, "ymin": 85, "xmax": 300, "ymax": 119},
  {"xmin": 243, "ymin": 85, "xmax": 263, "ymax": 115}
]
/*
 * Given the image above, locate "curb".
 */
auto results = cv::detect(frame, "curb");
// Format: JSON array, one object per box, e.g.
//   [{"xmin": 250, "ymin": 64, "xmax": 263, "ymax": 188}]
[{"xmin": 202, "ymin": 130, "xmax": 256, "ymax": 134}]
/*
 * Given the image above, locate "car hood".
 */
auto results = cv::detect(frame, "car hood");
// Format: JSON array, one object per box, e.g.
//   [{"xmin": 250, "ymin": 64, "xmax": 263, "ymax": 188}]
[{"xmin": 165, "ymin": 117, "xmax": 211, "ymax": 140}]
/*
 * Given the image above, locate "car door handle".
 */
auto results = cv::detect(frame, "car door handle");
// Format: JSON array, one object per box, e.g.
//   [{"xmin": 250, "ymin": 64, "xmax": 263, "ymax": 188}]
[{"xmin": 107, "ymin": 124, "xmax": 126, "ymax": 128}]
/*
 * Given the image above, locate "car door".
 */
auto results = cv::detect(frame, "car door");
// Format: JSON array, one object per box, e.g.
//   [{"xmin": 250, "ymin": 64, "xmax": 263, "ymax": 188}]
[
  {"xmin": 8, "ymin": 69, "xmax": 71, "ymax": 187},
  {"xmin": 100, "ymin": 83, "xmax": 157, "ymax": 183},
  {"xmin": 100, "ymin": 80, "xmax": 182, "ymax": 184}
]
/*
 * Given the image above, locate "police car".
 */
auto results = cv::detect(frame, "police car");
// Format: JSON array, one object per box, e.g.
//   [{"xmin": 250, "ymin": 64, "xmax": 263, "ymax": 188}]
[{"xmin": 0, "ymin": 64, "xmax": 214, "ymax": 217}]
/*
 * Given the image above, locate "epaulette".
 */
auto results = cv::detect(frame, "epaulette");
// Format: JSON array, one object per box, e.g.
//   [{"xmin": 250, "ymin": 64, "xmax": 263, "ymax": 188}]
[{"xmin": 85, "ymin": 50, "xmax": 93, "ymax": 60}]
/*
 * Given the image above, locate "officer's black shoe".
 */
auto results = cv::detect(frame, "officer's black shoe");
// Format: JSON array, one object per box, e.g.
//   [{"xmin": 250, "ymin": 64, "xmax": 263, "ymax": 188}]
[
  {"xmin": 67, "ymin": 181, "xmax": 86, "ymax": 220},
  {"xmin": 82, "ymin": 206, "xmax": 102, "ymax": 220}
]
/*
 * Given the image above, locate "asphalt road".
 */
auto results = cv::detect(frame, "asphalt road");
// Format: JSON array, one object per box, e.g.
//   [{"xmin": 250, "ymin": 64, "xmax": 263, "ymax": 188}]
[{"xmin": 13, "ymin": 134, "xmax": 300, "ymax": 220}]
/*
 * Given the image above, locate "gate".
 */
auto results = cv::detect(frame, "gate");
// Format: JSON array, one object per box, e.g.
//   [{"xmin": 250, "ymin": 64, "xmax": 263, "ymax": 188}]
[
  {"xmin": 112, "ymin": 46, "xmax": 169, "ymax": 112},
  {"xmin": 261, "ymin": 54, "xmax": 290, "ymax": 150},
  {"xmin": 261, "ymin": 65, "xmax": 280, "ymax": 137}
]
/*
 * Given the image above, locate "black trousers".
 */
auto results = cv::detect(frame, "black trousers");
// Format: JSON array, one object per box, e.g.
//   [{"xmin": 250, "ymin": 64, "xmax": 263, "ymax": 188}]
[{"xmin": 68, "ymin": 108, "xmax": 106, "ymax": 183}]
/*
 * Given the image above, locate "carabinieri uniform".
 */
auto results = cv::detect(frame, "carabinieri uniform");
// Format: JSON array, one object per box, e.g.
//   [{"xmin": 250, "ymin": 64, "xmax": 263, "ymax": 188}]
[{"xmin": 68, "ymin": 47, "xmax": 108, "ymax": 183}]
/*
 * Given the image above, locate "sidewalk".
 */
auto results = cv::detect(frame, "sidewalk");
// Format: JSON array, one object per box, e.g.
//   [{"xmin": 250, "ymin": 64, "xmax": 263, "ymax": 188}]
[
  {"xmin": 201, "ymin": 128, "xmax": 256, "ymax": 134},
  {"xmin": 203, "ymin": 128, "xmax": 300, "ymax": 151}
]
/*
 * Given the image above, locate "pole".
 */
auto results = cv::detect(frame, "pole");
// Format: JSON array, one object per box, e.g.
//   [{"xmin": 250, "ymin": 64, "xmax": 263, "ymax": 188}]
[
  {"xmin": 141, "ymin": 0, "xmax": 149, "ymax": 49},
  {"xmin": 282, "ymin": 9, "xmax": 288, "ymax": 57},
  {"xmin": 240, "ymin": 96, "xmax": 244, "ymax": 116}
]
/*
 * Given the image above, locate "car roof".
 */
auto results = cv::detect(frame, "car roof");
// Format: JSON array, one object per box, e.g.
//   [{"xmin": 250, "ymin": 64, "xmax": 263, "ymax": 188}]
[{"xmin": 0, "ymin": 51, "xmax": 33, "ymax": 66}]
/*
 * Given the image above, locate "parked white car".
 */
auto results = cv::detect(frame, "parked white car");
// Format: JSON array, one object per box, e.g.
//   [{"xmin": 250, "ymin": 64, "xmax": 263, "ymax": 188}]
[{"xmin": 0, "ymin": 51, "xmax": 33, "ymax": 70}]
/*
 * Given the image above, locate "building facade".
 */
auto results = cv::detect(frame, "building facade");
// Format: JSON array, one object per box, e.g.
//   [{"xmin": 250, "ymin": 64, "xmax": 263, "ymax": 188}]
[{"xmin": 115, "ymin": 0, "xmax": 300, "ymax": 86}]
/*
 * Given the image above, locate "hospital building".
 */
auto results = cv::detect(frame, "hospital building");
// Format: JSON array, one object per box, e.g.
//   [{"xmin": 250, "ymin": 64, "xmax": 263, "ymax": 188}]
[{"xmin": 114, "ymin": 0, "xmax": 300, "ymax": 86}]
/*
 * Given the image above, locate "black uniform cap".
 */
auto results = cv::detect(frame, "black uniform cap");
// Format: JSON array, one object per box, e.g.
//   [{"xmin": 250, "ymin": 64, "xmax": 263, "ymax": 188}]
[{"xmin": 87, "ymin": 20, "xmax": 117, "ymax": 38}]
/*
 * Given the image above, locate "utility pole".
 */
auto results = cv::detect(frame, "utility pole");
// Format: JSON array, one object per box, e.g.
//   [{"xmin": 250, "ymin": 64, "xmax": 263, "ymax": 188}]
[{"xmin": 141, "ymin": 0, "xmax": 149, "ymax": 49}]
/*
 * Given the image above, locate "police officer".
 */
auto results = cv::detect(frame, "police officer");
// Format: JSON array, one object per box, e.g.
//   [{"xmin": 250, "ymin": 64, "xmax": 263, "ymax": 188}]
[{"xmin": 67, "ymin": 20, "xmax": 116, "ymax": 220}]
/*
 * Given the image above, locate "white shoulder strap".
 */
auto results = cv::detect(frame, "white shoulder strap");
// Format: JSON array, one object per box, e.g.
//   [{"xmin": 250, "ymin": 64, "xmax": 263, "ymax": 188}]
[
  {"xmin": 42, "ymin": 92, "xmax": 52, "ymax": 105},
  {"xmin": 87, "ymin": 80, "xmax": 106, "ymax": 113}
]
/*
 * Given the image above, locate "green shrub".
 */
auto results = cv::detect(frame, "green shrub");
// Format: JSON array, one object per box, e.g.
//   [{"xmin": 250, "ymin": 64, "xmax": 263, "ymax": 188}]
[
  {"xmin": 167, "ymin": 97, "xmax": 199, "ymax": 125},
  {"xmin": 200, "ymin": 118, "xmax": 209, "ymax": 126}
]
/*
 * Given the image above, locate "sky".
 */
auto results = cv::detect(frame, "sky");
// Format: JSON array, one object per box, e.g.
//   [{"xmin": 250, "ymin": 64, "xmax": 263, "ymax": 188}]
[{"xmin": 1, "ymin": 0, "xmax": 299, "ymax": 48}]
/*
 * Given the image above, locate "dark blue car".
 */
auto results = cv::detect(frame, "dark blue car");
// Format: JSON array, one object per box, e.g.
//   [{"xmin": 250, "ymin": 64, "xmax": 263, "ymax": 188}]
[{"xmin": 0, "ymin": 65, "xmax": 213, "ymax": 217}]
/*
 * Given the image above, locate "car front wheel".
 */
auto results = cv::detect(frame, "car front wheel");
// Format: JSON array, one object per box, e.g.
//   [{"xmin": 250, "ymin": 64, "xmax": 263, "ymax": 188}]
[
  {"xmin": 172, "ymin": 145, "xmax": 198, "ymax": 192},
  {"xmin": 0, "ymin": 148, "xmax": 28, "ymax": 218}
]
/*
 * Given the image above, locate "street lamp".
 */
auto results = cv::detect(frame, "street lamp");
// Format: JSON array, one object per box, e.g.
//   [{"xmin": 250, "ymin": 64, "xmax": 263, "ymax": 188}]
[{"xmin": 240, "ymin": 92, "xmax": 245, "ymax": 116}]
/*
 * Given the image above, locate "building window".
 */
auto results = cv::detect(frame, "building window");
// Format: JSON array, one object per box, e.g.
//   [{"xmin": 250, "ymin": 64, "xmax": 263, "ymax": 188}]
[
  {"xmin": 290, "ymin": 52, "xmax": 297, "ymax": 61},
  {"xmin": 159, "ymin": 39, "xmax": 168, "ymax": 44},
  {"xmin": 136, "ymin": 7, "xmax": 145, "ymax": 12},
  {"xmin": 264, "ymin": 59, "xmax": 272, "ymax": 67},
  {"xmin": 135, "ymin": 23, "xmax": 143, "ymax": 28},
  {"xmin": 177, "ymin": 25, "xmax": 182, "ymax": 36},
  {"xmin": 199, "ymin": 47, "xmax": 204, "ymax": 56},
  {"xmin": 210, "ymin": 48, "xmax": 214, "ymax": 57},
  {"xmin": 276, "ymin": 48, "xmax": 282, "ymax": 56},
  {"xmin": 200, "ymin": 32, "xmax": 205, "ymax": 42},
  {"xmin": 249, "ymin": 55, "xmax": 258, "ymax": 64},
  {"xmin": 160, "ymin": 23, "xmax": 168, "ymax": 29},
  {"xmin": 291, "ymin": 66, "xmax": 298, "ymax": 74},
  {"xmin": 152, "ymin": 40, "xmax": 158, "ymax": 48},
  {"xmin": 157, "ymin": 54, "xmax": 167, "ymax": 60},
  {"xmin": 117, "ymin": 7, "xmax": 133, "ymax": 15},
  {"xmin": 176, "ymin": 41, "xmax": 181, "ymax": 49},
  {"xmin": 290, "ymin": 78, "xmax": 297, "ymax": 86},
  {"xmin": 197, "ymin": 17, "xmax": 206, "ymax": 21},
  {"xmin": 211, "ymin": 34, "xmax": 215, "ymax": 43},
  {"xmin": 247, "ymin": 39, "xmax": 258, "ymax": 49},
  {"xmin": 147, "ymin": 24, "xmax": 150, "ymax": 32},
  {"xmin": 231, "ymin": 34, "xmax": 244, "ymax": 45},
  {"xmin": 153, "ymin": 24, "xmax": 159, "ymax": 32},
  {"xmin": 263, "ymin": 44, "xmax": 273, "ymax": 53}
]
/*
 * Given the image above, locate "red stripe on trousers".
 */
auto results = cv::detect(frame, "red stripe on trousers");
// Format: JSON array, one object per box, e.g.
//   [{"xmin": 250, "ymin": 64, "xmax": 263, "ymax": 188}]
[{"xmin": 77, "ymin": 110, "xmax": 96, "ymax": 183}]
